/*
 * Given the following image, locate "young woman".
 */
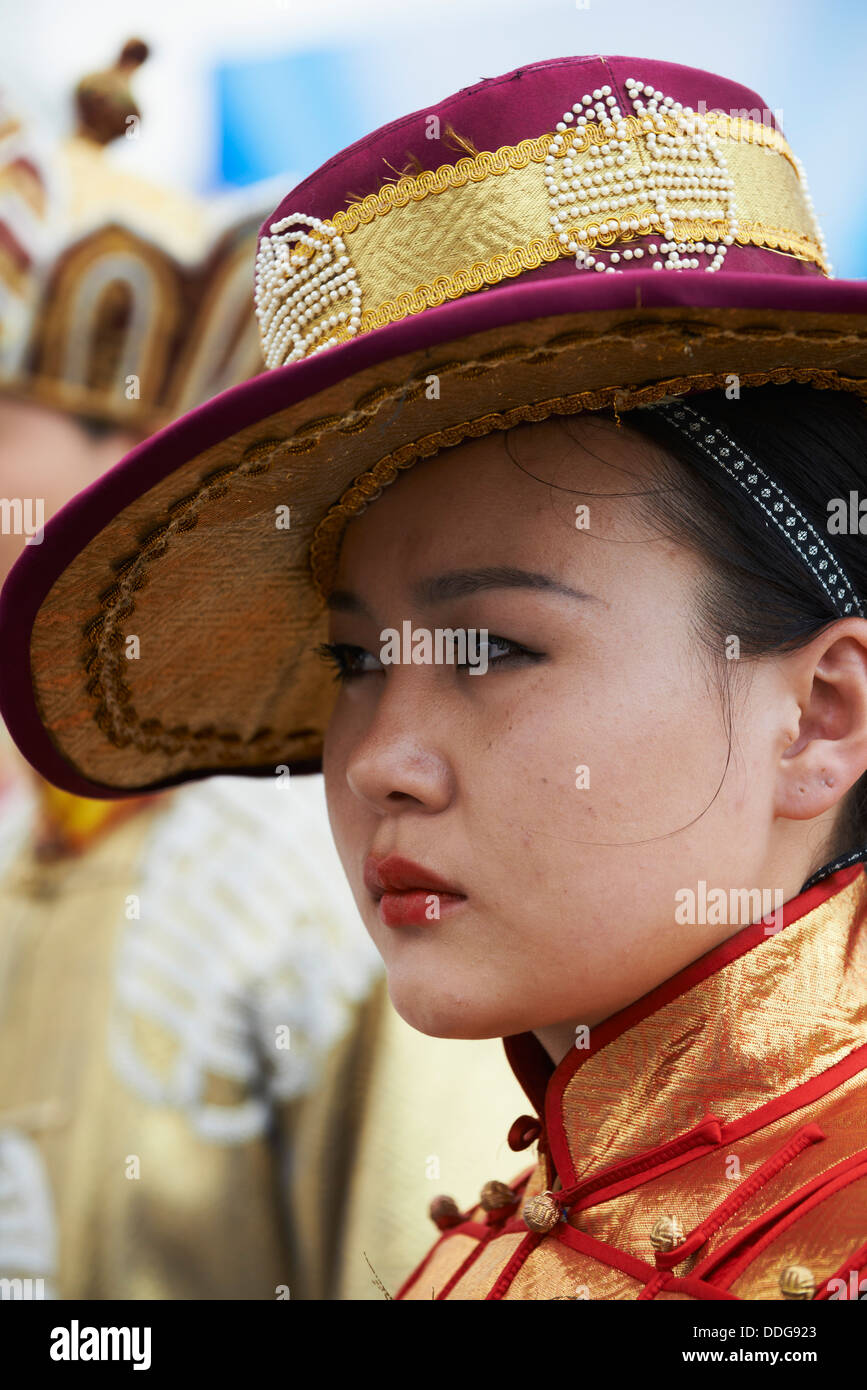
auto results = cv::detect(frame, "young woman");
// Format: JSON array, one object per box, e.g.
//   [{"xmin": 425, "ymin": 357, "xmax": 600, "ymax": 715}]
[
  {"xmin": 322, "ymin": 381, "xmax": 867, "ymax": 1300},
  {"xmin": 2, "ymin": 53, "xmax": 866, "ymax": 1301}
]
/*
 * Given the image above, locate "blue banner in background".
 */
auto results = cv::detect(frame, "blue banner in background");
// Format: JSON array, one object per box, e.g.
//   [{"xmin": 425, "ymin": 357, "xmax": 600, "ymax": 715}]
[{"xmin": 215, "ymin": 46, "xmax": 364, "ymax": 187}]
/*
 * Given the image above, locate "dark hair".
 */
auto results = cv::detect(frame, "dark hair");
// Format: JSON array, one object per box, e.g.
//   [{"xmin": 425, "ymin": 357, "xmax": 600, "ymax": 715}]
[{"xmin": 587, "ymin": 382, "xmax": 867, "ymax": 877}]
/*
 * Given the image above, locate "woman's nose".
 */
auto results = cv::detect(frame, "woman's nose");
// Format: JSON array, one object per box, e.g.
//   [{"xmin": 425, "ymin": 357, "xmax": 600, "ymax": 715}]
[{"xmin": 343, "ymin": 670, "xmax": 455, "ymax": 816}]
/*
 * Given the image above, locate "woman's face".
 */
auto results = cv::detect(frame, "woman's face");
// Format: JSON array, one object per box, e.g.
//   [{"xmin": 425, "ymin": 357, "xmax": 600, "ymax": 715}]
[{"xmin": 322, "ymin": 414, "xmax": 803, "ymax": 1052}]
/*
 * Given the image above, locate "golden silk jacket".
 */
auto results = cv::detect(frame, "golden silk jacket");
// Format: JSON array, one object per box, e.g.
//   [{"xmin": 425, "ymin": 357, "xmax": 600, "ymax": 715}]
[{"xmin": 397, "ymin": 865, "xmax": 867, "ymax": 1301}]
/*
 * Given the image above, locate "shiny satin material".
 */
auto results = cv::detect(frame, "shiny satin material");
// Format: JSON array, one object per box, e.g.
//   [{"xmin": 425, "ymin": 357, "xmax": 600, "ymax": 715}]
[
  {"xmin": 398, "ymin": 866, "xmax": 867, "ymax": 1300},
  {"xmin": 559, "ymin": 875, "xmax": 867, "ymax": 1183}
]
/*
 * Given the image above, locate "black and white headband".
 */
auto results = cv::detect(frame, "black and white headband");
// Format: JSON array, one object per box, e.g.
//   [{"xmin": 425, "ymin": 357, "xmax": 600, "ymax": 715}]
[
  {"xmin": 639, "ymin": 397, "xmax": 866, "ymax": 894},
  {"xmin": 642, "ymin": 398, "xmax": 864, "ymax": 620}
]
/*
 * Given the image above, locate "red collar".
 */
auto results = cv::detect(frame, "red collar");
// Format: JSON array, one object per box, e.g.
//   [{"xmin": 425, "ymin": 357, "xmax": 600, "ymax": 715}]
[{"xmin": 502, "ymin": 863, "xmax": 867, "ymax": 1199}]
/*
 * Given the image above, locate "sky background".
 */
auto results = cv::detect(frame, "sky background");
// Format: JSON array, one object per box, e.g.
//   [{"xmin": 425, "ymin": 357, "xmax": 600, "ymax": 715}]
[{"xmin": 3, "ymin": 0, "xmax": 865, "ymax": 275}]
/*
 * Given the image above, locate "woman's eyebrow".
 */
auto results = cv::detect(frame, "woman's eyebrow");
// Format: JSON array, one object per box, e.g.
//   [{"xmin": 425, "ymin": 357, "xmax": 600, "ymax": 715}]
[
  {"xmin": 325, "ymin": 567, "xmax": 596, "ymax": 617},
  {"xmin": 411, "ymin": 567, "xmax": 596, "ymax": 604},
  {"xmin": 326, "ymin": 589, "xmax": 373, "ymax": 617}
]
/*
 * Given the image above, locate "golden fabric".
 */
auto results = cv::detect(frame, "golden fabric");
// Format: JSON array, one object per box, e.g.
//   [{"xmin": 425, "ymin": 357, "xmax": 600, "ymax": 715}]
[
  {"xmin": 559, "ymin": 875, "xmax": 867, "ymax": 1179},
  {"xmin": 397, "ymin": 866, "xmax": 867, "ymax": 1300},
  {"xmin": 503, "ymin": 1240, "xmax": 636, "ymax": 1301}
]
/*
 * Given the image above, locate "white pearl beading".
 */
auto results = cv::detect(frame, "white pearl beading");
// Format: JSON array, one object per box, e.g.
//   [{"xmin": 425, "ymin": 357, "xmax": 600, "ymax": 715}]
[
  {"xmin": 789, "ymin": 148, "xmax": 832, "ymax": 276},
  {"xmin": 255, "ymin": 213, "xmax": 362, "ymax": 368},
  {"xmin": 548, "ymin": 78, "xmax": 750, "ymax": 275}
]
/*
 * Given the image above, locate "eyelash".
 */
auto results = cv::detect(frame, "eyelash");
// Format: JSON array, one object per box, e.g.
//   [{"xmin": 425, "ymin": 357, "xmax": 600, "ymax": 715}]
[{"xmin": 315, "ymin": 636, "xmax": 540, "ymax": 684}]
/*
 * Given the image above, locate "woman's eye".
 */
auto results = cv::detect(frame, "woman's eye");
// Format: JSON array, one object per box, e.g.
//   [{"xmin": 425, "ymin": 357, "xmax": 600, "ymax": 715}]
[
  {"xmin": 457, "ymin": 635, "xmax": 541, "ymax": 671},
  {"xmin": 316, "ymin": 642, "xmax": 383, "ymax": 684},
  {"xmin": 316, "ymin": 634, "xmax": 541, "ymax": 683}
]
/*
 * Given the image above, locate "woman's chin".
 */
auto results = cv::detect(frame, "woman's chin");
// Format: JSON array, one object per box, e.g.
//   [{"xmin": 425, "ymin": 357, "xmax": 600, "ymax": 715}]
[{"xmin": 385, "ymin": 974, "xmax": 528, "ymax": 1041}]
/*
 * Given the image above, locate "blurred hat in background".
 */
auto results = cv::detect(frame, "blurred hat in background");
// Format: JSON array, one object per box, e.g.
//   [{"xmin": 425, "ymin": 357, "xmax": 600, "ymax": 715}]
[{"xmin": 0, "ymin": 39, "xmax": 279, "ymax": 434}]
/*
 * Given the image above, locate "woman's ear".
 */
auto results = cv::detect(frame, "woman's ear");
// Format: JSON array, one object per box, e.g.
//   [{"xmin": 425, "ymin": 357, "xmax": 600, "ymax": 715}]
[{"xmin": 776, "ymin": 619, "xmax": 867, "ymax": 822}]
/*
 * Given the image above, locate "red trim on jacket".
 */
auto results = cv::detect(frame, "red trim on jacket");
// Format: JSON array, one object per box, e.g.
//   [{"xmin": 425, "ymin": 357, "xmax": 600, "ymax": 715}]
[
  {"xmin": 652, "ymin": 1274, "xmax": 741, "ymax": 1301},
  {"xmin": 555, "ymin": 1221, "xmax": 655, "ymax": 1284},
  {"xmin": 394, "ymin": 1230, "xmax": 451, "ymax": 1300},
  {"xmin": 436, "ymin": 1228, "xmax": 499, "ymax": 1300},
  {"xmin": 502, "ymin": 1029, "xmax": 552, "ymax": 1120},
  {"xmin": 567, "ymin": 1116, "xmax": 723, "ymax": 1212},
  {"xmin": 485, "ymin": 1233, "xmax": 542, "ymax": 1300},
  {"xmin": 692, "ymin": 1149, "xmax": 867, "ymax": 1288},
  {"xmin": 404, "ymin": 865, "xmax": 867, "ymax": 1301},
  {"xmin": 502, "ymin": 864, "xmax": 864, "ymax": 1193},
  {"xmin": 653, "ymin": 1123, "xmax": 825, "ymax": 1271},
  {"xmin": 395, "ymin": 1167, "xmax": 538, "ymax": 1299}
]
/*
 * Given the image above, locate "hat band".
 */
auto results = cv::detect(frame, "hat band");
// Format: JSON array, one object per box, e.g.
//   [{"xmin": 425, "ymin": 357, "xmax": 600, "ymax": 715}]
[{"xmin": 255, "ymin": 101, "xmax": 827, "ymax": 370}]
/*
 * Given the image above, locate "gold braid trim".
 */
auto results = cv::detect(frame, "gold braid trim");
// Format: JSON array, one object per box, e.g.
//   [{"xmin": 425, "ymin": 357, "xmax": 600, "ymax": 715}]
[
  {"xmin": 704, "ymin": 111, "xmax": 797, "ymax": 170},
  {"xmin": 334, "ymin": 133, "xmax": 552, "ymax": 232},
  {"xmin": 79, "ymin": 320, "xmax": 867, "ymax": 761},
  {"xmin": 333, "ymin": 113, "xmax": 798, "ymax": 234},
  {"xmin": 333, "ymin": 217, "xmax": 824, "ymax": 342}
]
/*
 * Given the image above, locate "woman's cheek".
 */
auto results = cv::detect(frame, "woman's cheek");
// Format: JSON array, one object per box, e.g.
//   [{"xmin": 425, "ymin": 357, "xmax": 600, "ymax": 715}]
[{"xmin": 323, "ymin": 737, "xmax": 363, "ymax": 868}]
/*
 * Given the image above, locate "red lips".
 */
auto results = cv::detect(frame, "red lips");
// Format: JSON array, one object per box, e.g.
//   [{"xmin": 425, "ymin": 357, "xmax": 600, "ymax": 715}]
[
  {"xmin": 364, "ymin": 853, "xmax": 463, "ymax": 897},
  {"xmin": 363, "ymin": 853, "xmax": 467, "ymax": 927}
]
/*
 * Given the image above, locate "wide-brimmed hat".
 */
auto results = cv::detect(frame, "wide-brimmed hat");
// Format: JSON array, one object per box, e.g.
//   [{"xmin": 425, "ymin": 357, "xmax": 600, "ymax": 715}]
[{"xmin": 3, "ymin": 51, "xmax": 867, "ymax": 798}]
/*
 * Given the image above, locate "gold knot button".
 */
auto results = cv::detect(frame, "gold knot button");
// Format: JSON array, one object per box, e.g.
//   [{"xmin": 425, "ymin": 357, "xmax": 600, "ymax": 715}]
[
  {"xmin": 779, "ymin": 1265, "xmax": 816, "ymax": 1300},
  {"xmin": 428, "ymin": 1195, "xmax": 462, "ymax": 1231},
  {"xmin": 650, "ymin": 1214, "xmax": 685, "ymax": 1253},
  {"xmin": 479, "ymin": 1180, "xmax": 515, "ymax": 1212},
  {"xmin": 522, "ymin": 1192, "xmax": 561, "ymax": 1234}
]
